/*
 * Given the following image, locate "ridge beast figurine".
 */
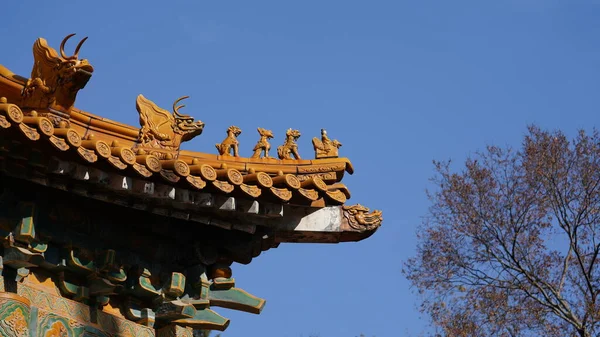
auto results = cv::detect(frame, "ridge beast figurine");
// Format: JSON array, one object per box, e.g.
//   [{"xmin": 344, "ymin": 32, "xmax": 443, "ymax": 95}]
[
  {"xmin": 136, "ymin": 94, "xmax": 204, "ymax": 157},
  {"xmin": 277, "ymin": 128, "xmax": 301, "ymax": 160},
  {"xmin": 215, "ymin": 125, "xmax": 242, "ymax": 157},
  {"xmin": 21, "ymin": 33, "xmax": 94, "ymax": 113},
  {"xmin": 251, "ymin": 127, "xmax": 274, "ymax": 158}
]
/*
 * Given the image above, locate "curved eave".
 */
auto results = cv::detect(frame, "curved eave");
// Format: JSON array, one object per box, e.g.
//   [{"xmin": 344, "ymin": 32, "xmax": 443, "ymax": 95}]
[
  {"xmin": 0, "ymin": 71, "xmax": 356, "ymax": 213},
  {"xmin": 272, "ymin": 205, "xmax": 382, "ymax": 244},
  {"xmin": 178, "ymin": 151, "xmax": 354, "ymax": 176}
]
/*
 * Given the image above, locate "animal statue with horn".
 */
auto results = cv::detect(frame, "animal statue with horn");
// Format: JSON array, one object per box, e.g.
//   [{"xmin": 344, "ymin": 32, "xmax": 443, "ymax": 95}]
[
  {"xmin": 21, "ymin": 33, "xmax": 94, "ymax": 113},
  {"xmin": 136, "ymin": 94, "xmax": 205, "ymax": 158}
]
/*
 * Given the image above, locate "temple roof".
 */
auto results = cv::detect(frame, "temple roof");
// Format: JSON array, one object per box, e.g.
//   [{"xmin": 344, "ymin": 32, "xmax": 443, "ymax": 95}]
[
  {"xmin": 0, "ymin": 34, "xmax": 382, "ymax": 242},
  {"xmin": 0, "ymin": 33, "xmax": 383, "ymax": 333}
]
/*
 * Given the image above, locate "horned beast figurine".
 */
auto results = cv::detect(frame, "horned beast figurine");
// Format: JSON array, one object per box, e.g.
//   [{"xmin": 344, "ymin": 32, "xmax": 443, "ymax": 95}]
[
  {"xmin": 136, "ymin": 95, "xmax": 204, "ymax": 157},
  {"xmin": 22, "ymin": 33, "xmax": 94, "ymax": 112},
  {"xmin": 216, "ymin": 126, "xmax": 242, "ymax": 157}
]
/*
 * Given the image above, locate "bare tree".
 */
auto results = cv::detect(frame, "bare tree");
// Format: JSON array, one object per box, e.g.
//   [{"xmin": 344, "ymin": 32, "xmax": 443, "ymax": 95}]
[{"xmin": 404, "ymin": 126, "xmax": 600, "ymax": 337}]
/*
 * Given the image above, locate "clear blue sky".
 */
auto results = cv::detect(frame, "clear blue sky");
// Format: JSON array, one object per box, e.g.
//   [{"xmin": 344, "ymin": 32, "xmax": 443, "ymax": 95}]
[{"xmin": 3, "ymin": 1, "xmax": 600, "ymax": 336}]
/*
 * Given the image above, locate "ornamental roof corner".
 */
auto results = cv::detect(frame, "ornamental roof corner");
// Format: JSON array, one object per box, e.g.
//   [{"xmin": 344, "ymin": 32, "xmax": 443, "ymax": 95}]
[{"xmin": 0, "ymin": 32, "xmax": 383, "ymax": 334}]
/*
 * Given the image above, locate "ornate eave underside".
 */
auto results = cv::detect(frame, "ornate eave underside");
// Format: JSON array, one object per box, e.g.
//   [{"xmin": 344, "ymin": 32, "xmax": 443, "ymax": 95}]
[{"xmin": 0, "ymin": 162, "xmax": 375, "ymax": 333}]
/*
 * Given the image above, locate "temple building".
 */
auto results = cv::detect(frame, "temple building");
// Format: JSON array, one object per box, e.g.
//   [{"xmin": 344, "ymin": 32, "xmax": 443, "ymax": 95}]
[{"xmin": 0, "ymin": 34, "xmax": 382, "ymax": 336}]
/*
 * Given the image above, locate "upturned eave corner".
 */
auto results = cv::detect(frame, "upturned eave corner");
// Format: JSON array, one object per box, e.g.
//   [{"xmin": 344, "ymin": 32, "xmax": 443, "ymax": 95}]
[
  {"xmin": 0, "ymin": 32, "xmax": 383, "ymax": 335},
  {"xmin": 272, "ymin": 204, "xmax": 383, "ymax": 244}
]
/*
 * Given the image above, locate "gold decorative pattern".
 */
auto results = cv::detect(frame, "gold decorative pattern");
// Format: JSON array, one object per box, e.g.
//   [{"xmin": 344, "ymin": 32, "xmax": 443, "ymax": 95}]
[
  {"xmin": 272, "ymin": 174, "xmax": 300, "ymax": 189},
  {"xmin": 297, "ymin": 164, "xmax": 346, "ymax": 174},
  {"xmin": 298, "ymin": 188, "xmax": 319, "ymax": 201},
  {"xmin": 173, "ymin": 160, "xmax": 190, "ymax": 177},
  {"xmin": 252, "ymin": 127, "xmax": 274, "ymax": 158},
  {"xmin": 41, "ymin": 319, "xmax": 69, "ymax": 337},
  {"xmin": 0, "ymin": 115, "xmax": 11, "ymax": 129},
  {"xmin": 325, "ymin": 190, "xmax": 347, "ymax": 204},
  {"xmin": 146, "ymin": 155, "xmax": 163, "ymax": 172},
  {"xmin": 240, "ymin": 184, "xmax": 262, "ymax": 198},
  {"xmin": 52, "ymin": 128, "xmax": 80, "ymax": 147},
  {"xmin": 186, "ymin": 175, "xmax": 207, "ymax": 189},
  {"xmin": 0, "ymin": 293, "xmax": 30, "ymax": 337},
  {"xmin": 48, "ymin": 136, "xmax": 70, "ymax": 151},
  {"xmin": 313, "ymin": 177, "xmax": 328, "ymax": 191},
  {"xmin": 111, "ymin": 146, "xmax": 135, "ymax": 165},
  {"xmin": 76, "ymin": 147, "xmax": 97, "ymax": 163},
  {"xmin": 66, "ymin": 129, "xmax": 82, "ymax": 147},
  {"xmin": 301, "ymin": 177, "xmax": 328, "ymax": 192},
  {"xmin": 285, "ymin": 174, "xmax": 300, "ymax": 189},
  {"xmin": 256, "ymin": 172, "xmax": 273, "ymax": 188},
  {"xmin": 296, "ymin": 172, "xmax": 337, "ymax": 182},
  {"xmin": 342, "ymin": 204, "xmax": 383, "ymax": 231},
  {"xmin": 18, "ymin": 124, "xmax": 40, "ymax": 141},
  {"xmin": 119, "ymin": 148, "xmax": 136, "ymax": 165},
  {"xmin": 132, "ymin": 163, "xmax": 153, "ymax": 178},
  {"xmin": 136, "ymin": 94, "xmax": 204, "ymax": 156},
  {"xmin": 270, "ymin": 187, "xmax": 292, "ymax": 201},
  {"xmin": 0, "ymin": 308, "xmax": 29, "ymax": 337},
  {"xmin": 227, "ymin": 169, "xmax": 244, "ymax": 185},
  {"xmin": 80, "ymin": 139, "xmax": 109, "ymax": 158},
  {"xmin": 18, "ymin": 283, "xmax": 91, "ymax": 324},
  {"xmin": 312, "ymin": 129, "xmax": 342, "ymax": 159},
  {"xmin": 277, "ymin": 128, "xmax": 301, "ymax": 160},
  {"xmin": 7, "ymin": 105, "xmax": 24, "ymax": 123},
  {"xmin": 37, "ymin": 118, "xmax": 55, "ymax": 137},
  {"xmin": 21, "ymin": 34, "xmax": 94, "ymax": 112},
  {"xmin": 215, "ymin": 126, "xmax": 242, "ymax": 157},
  {"xmin": 106, "ymin": 156, "xmax": 127, "ymax": 170},
  {"xmin": 96, "ymin": 309, "xmax": 155, "ymax": 337},
  {"xmin": 136, "ymin": 155, "xmax": 162, "ymax": 173},
  {"xmin": 212, "ymin": 180, "xmax": 235, "ymax": 193},
  {"xmin": 200, "ymin": 164, "xmax": 217, "ymax": 181}
]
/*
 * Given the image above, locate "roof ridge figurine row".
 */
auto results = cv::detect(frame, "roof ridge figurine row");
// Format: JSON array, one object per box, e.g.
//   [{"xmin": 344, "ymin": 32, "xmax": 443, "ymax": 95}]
[
  {"xmin": 136, "ymin": 93, "xmax": 342, "ymax": 160},
  {"xmin": 216, "ymin": 125, "xmax": 341, "ymax": 160},
  {"xmin": 16, "ymin": 33, "xmax": 342, "ymax": 160}
]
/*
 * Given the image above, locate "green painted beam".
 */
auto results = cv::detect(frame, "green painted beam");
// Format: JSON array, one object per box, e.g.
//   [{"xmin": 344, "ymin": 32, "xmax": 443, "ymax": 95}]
[{"xmin": 174, "ymin": 308, "xmax": 230, "ymax": 331}]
